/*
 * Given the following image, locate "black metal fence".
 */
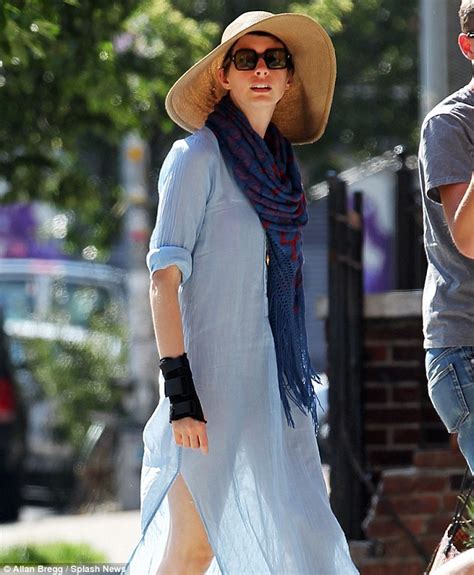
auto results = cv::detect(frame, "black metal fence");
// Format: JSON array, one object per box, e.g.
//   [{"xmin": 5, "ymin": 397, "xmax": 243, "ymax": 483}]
[
  {"xmin": 327, "ymin": 174, "xmax": 366, "ymax": 540},
  {"xmin": 395, "ymin": 148, "xmax": 426, "ymax": 290},
  {"xmin": 325, "ymin": 151, "xmax": 426, "ymax": 539}
]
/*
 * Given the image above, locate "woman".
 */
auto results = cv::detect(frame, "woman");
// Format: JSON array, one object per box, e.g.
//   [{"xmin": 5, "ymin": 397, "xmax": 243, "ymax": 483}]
[{"xmin": 125, "ymin": 11, "xmax": 359, "ymax": 575}]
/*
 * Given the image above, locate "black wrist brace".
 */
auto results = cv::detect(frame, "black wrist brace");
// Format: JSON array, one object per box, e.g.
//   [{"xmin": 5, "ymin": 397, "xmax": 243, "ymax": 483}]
[{"xmin": 159, "ymin": 353, "xmax": 207, "ymax": 424}]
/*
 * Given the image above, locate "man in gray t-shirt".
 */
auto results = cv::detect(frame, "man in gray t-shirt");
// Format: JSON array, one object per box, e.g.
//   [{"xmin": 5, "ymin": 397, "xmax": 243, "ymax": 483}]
[{"xmin": 419, "ymin": 0, "xmax": 474, "ymax": 472}]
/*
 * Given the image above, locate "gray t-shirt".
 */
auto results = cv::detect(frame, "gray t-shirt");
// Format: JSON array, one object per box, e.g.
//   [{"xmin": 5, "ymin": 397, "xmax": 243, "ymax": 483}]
[{"xmin": 418, "ymin": 84, "xmax": 474, "ymax": 348}]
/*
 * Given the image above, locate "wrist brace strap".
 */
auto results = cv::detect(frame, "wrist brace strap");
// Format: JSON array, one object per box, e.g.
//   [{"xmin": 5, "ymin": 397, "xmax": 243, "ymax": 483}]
[{"xmin": 160, "ymin": 353, "xmax": 206, "ymax": 423}]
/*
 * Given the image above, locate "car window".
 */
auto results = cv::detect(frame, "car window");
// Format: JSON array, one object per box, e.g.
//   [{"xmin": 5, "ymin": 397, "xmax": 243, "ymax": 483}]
[
  {"xmin": 0, "ymin": 279, "xmax": 36, "ymax": 320},
  {"xmin": 50, "ymin": 280, "xmax": 121, "ymax": 328}
]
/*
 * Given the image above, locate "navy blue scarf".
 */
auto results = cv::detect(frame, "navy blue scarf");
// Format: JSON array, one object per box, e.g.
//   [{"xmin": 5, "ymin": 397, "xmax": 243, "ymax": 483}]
[{"xmin": 206, "ymin": 95, "xmax": 319, "ymax": 430}]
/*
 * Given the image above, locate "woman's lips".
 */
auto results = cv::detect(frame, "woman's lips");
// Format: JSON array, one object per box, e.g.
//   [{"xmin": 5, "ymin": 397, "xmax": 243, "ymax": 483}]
[{"xmin": 250, "ymin": 84, "xmax": 272, "ymax": 92}]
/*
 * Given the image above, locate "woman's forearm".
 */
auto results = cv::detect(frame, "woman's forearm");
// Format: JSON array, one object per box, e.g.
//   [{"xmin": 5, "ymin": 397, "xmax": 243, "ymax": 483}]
[
  {"xmin": 149, "ymin": 266, "xmax": 185, "ymax": 359},
  {"xmin": 150, "ymin": 267, "xmax": 208, "ymax": 438}
]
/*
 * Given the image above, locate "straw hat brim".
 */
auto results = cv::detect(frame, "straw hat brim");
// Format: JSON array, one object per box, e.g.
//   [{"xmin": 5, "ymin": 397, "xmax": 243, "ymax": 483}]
[{"xmin": 165, "ymin": 12, "xmax": 336, "ymax": 145}]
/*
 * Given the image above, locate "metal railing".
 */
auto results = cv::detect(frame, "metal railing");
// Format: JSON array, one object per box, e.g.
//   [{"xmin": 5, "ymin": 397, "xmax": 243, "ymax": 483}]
[
  {"xmin": 327, "ymin": 173, "xmax": 366, "ymax": 540},
  {"xmin": 394, "ymin": 148, "xmax": 426, "ymax": 290}
]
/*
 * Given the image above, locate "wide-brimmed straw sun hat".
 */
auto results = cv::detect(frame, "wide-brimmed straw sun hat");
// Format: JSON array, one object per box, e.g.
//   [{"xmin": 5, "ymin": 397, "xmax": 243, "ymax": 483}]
[{"xmin": 165, "ymin": 11, "xmax": 336, "ymax": 144}]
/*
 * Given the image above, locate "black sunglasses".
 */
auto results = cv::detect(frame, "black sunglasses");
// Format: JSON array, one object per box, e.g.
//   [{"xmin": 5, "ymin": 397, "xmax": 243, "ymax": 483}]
[
  {"xmin": 224, "ymin": 48, "xmax": 292, "ymax": 71},
  {"xmin": 467, "ymin": 32, "xmax": 474, "ymax": 37}
]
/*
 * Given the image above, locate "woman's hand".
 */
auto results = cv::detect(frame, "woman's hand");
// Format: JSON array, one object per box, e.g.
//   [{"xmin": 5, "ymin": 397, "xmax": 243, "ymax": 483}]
[{"xmin": 172, "ymin": 418, "xmax": 209, "ymax": 455}]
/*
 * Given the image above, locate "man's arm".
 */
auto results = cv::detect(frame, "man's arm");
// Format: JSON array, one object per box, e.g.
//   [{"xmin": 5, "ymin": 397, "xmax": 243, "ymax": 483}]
[{"xmin": 439, "ymin": 173, "xmax": 474, "ymax": 259}]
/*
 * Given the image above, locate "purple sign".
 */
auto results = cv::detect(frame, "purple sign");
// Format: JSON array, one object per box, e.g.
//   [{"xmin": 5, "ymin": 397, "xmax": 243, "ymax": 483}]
[{"xmin": 0, "ymin": 203, "xmax": 66, "ymax": 260}]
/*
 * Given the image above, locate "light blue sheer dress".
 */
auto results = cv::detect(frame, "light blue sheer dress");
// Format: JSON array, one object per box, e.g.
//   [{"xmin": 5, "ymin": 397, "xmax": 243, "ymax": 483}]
[{"xmin": 125, "ymin": 127, "xmax": 359, "ymax": 575}]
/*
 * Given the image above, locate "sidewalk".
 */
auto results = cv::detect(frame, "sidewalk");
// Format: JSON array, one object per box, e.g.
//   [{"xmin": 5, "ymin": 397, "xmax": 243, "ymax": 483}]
[{"xmin": 0, "ymin": 508, "xmax": 141, "ymax": 563}]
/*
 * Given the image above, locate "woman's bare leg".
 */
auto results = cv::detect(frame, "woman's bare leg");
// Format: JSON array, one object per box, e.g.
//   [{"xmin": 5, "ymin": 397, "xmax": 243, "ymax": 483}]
[{"xmin": 156, "ymin": 474, "xmax": 214, "ymax": 575}]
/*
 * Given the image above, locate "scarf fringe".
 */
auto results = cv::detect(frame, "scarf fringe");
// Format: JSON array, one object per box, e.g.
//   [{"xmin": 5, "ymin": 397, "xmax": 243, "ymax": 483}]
[{"xmin": 267, "ymin": 236, "xmax": 320, "ymax": 434}]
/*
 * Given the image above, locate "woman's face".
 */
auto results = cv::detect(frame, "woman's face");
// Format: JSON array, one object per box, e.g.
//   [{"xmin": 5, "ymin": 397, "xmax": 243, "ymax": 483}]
[{"xmin": 217, "ymin": 34, "xmax": 292, "ymax": 118}]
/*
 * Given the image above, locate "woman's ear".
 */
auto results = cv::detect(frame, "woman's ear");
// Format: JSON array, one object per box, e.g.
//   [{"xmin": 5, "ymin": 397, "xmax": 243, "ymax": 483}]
[
  {"xmin": 285, "ymin": 71, "xmax": 294, "ymax": 90},
  {"xmin": 217, "ymin": 67, "xmax": 231, "ymax": 90}
]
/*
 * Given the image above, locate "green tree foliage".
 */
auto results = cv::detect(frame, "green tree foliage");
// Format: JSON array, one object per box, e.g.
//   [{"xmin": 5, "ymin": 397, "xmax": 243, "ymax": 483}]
[
  {"xmin": 0, "ymin": 0, "xmax": 217, "ymax": 253},
  {"xmin": 171, "ymin": 0, "xmax": 352, "ymax": 32},
  {"xmin": 319, "ymin": 0, "xmax": 419, "ymax": 176},
  {"xmin": 295, "ymin": 0, "xmax": 419, "ymax": 183}
]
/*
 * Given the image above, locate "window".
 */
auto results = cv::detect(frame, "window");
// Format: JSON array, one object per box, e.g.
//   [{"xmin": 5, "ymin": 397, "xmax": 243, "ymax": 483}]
[
  {"xmin": 50, "ymin": 280, "xmax": 122, "ymax": 328},
  {"xmin": 0, "ymin": 279, "xmax": 36, "ymax": 320}
]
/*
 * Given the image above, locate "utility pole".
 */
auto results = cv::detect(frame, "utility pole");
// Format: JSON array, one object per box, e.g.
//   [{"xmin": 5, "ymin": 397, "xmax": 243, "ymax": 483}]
[
  {"xmin": 120, "ymin": 133, "xmax": 157, "ymax": 423},
  {"xmin": 419, "ymin": 0, "xmax": 471, "ymax": 119},
  {"xmin": 419, "ymin": 0, "xmax": 449, "ymax": 118}
]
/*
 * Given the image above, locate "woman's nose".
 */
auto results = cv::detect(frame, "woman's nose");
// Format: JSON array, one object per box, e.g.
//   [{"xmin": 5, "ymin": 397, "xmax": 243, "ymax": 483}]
[{"xmin": 254, "ymin": 57, "xmax": 269, "ymax": 75}]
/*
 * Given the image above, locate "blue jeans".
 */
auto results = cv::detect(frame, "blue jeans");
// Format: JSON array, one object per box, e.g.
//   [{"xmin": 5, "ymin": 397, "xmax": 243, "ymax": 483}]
[{"xmin": 425, "ymin": 346, "xmax": 474, "ymax": 473}]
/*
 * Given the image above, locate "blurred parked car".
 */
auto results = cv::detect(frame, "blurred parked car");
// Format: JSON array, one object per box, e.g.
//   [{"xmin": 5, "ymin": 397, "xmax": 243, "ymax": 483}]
[
  {"xmin": 0, "ymin": 312, "xmax": 27, "ymax": 522},
  {"xmin": 0, "ymin": 258, "xmax": 126, "ymax": 328},
  {"xmin": 11, "ymin": 339, "xmax": 76, "ymax": 509},
  {"xmin": 0, "ymin": 258, "xmax": 127, "ymax": 511}
]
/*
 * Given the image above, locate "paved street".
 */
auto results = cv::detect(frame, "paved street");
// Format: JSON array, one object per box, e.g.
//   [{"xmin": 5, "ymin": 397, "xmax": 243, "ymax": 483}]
[{"xmin": 0, "ymin": 507, "xmax": 141, "ymax": 563}]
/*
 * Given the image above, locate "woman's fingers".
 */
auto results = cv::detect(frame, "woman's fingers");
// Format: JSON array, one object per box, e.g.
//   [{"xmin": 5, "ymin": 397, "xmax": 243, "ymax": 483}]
[
  {"xmin": 198, "ymin": 427, "xmax": 209, "ymax": 455},
  {"xmin": 189, "ymin": 435, "xmax": 200, "ymax": 449},
  {"xmin": 173, "ymin": 428, "xmax": 183, "ymax": 446},
  {"xmin": 182, "ymin": 435, "xmax": 191, "ymax": 448},
  {"xmin": 172, "ymin": 418, "xmax": 209, "ymax": 454}
]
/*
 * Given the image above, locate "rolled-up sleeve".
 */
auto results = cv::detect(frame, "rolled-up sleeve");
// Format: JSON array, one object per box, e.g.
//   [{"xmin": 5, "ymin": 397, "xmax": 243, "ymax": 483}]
[
  {"xmin": 146, "ymin": 246, "xmax": 192, "ymax": 284},
  {"xmin": 147, "ymin": 133, "xmax": 215, "ymax": 284}
]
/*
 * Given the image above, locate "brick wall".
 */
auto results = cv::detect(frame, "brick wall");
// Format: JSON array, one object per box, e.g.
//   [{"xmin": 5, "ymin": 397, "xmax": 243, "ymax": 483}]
[
  {"xmin": 361, "ymin": 292, "xmax": 448, "ymax": 475},
  {"xmin": 347, "ymin": 291, "xmax": 467, "ymax": 574},
  {"xmin": 358, "ymin": 442, "xmax": 465, "ymax": 574}
]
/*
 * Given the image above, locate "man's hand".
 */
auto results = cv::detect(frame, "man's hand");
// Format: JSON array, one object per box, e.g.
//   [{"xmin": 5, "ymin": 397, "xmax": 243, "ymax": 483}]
[
  {"xmin": 432, "ymin": 548, "xmax": 474, "ymax": 575},
  {"xmin": 172, "ymin": 417, "xmax": 209, "ymax": 455}
]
